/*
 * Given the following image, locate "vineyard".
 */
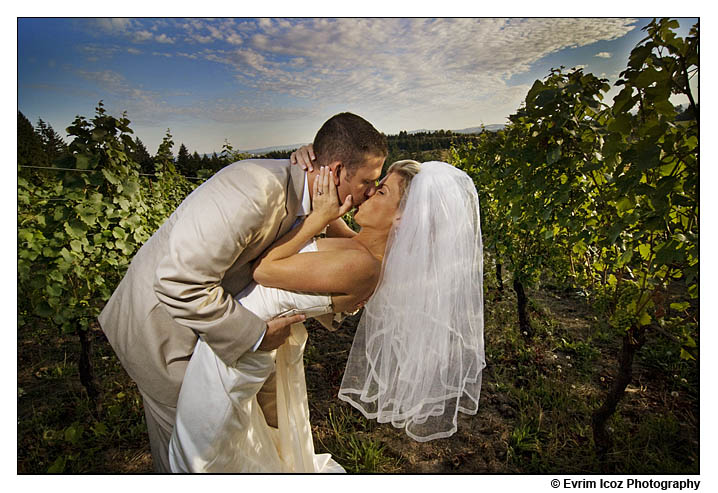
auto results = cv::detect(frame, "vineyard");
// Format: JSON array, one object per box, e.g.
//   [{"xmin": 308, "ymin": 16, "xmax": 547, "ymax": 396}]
[{"xmin": 18, "ymin": 19, "xmax": 698, "ymax": 473}]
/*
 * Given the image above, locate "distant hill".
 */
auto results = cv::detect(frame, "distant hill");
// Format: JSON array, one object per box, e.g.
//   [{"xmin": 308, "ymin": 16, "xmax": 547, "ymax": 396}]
[
  {"xmin": 408, "ymin": 124, "xmax": 505, "ymax": 134},
  {"xmin": 453, "ymin": 124, "xmax": 506, "ymax": 133},
  {"xmin": 239, "ymin": 143, "xmax": 309, "ymax": 155}
]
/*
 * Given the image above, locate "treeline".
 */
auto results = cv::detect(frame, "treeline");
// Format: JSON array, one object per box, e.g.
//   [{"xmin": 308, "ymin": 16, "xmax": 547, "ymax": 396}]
[
  {"xmin": 221, "ymin": 130, "xmax": 487, "ymax": 164},
  {"xmin": 18, "ymin": 111, "xmax": 253, "ymax": 180},
  {"xmin": 390, "ymin": 129, "xmax": 482, "ymax": 152},
  {"xmin": 19, "ymin": 108, "xmax": 488, "ymax": 180}
]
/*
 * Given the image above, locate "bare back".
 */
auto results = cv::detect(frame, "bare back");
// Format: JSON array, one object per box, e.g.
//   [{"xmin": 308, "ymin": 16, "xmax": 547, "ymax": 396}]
[{"xmin": 314, "ymin": 237, "xmax": 382, "ymax": 313}]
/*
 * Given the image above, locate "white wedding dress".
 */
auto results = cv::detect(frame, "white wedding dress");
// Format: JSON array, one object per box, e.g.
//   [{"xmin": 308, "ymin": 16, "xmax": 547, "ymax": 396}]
[{"xmin": 168, "ymin": 239, "xmax": 345, "ymax": 473}]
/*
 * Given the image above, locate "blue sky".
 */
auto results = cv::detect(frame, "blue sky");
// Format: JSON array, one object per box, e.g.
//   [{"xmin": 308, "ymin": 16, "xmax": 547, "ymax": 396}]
[{"xmin": 18, "ymin": 17, "xmax": 698, "ymax": 155}]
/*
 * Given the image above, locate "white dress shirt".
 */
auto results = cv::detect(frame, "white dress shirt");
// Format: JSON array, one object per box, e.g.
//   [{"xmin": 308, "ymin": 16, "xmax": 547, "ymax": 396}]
[{"xmin": 251, "ymin": 171, "xmax": 310, "ymax": 351}]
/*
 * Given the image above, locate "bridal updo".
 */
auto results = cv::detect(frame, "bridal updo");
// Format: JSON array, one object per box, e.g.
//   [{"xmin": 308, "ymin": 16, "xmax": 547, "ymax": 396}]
[{"xmin": 386, "ymin": 159, "xmax": 421, "ymax": 207}]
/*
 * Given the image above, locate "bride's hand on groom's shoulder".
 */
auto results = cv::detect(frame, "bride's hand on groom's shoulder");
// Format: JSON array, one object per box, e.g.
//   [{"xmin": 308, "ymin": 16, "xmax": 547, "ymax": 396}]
[
  {"xmin": 311, "ymin": 166, "xmax": 352, "ymax": 224},
  {"xmin": 291, "ymin": 144, "xmax": 315, "ymax": 172}
]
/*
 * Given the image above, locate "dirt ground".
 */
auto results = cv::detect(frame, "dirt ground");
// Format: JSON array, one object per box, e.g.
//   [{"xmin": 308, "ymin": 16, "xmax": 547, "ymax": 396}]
[
  {"xmin": 303, "ymin": 311, "xmax": 517, "ymax": 473},
  {"xmin": 17, "ymin": 284, "xmax": 698, "ymax": 474}
]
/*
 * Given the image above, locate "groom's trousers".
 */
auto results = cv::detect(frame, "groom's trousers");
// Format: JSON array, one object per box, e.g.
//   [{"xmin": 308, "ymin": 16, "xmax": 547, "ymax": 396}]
[{"xmin": 140, "ymin": 390, "xmax": 176, "ymax": 473}]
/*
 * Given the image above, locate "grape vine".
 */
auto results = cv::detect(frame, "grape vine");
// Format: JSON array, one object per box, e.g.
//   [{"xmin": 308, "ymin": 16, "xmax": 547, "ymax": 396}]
[{"xmin": 452, "ymin": 18, "xmax": 698, "ymax": 456}]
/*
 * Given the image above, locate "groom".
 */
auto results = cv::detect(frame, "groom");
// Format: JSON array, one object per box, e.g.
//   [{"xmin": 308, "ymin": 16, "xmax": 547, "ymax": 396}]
[{"xmin": 98, "ymin": 112, "xmax": 387, "ymax": 472}]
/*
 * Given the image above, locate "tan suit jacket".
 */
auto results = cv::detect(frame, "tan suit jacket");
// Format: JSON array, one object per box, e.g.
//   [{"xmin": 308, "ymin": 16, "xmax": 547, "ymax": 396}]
[{"xmin": 98, "ymin": 159, "xmax": 306, "ymax": 407}]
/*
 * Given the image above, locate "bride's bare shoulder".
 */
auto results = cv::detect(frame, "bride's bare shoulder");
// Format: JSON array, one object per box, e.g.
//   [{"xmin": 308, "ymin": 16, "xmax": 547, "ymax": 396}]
[
  {"xmin": 315, "ymin": 237, "xmax": 362, "ymax": 251},
  {"xmin": 316, "ymin": 237, "xmax": 381, "ymax": 275},
  {"xmin": 315, "ymin": 238, "xmax": 381, "ymax": 310}
]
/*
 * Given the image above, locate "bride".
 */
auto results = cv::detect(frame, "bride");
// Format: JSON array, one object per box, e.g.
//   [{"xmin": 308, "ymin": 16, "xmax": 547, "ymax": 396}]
[{"xmin": 168, "ymin": 156, "xmax": 484, "ymax": 472}]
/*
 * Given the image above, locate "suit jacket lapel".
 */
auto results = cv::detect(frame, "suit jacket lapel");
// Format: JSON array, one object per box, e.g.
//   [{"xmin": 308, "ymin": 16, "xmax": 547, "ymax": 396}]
[
  {"xmin": 273, "ymin": 161, "xmax": 306, "ymax": 241},
  {"xmin": 289, "ymin": 161, "xmax": 306, "ymax": 211}
]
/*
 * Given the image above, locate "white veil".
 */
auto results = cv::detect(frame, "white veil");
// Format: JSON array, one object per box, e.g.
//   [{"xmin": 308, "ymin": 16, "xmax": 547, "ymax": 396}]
[{"xmin": 338, "ymin": 161, "xmax": 485, "ymax": 442}]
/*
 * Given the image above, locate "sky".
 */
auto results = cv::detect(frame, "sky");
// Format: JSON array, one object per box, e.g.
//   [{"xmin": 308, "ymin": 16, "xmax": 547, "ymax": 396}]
[{"xmin": 18, "ymin": 17, "xmax": 698, "ymax": 155}]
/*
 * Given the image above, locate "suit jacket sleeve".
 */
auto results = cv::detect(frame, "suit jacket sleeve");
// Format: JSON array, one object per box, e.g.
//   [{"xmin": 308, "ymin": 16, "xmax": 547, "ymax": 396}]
[{"xmin": 153, "ymin": 165, "xmax": 284, "ymax": 367}]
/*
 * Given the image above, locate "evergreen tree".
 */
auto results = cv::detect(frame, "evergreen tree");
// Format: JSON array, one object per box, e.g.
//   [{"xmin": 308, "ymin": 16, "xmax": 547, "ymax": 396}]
[
  {"xmin": 200, "ymin": 153, "xmax": 211, "ymax": 171},
  {"xmin": 209, "ymin": 152, "xmax": 222, "ymax": 172},
  {"xmin": 36, "ymin": 119, "xmax": 68, "ymax": 166},
  {"xmin": 17, "ymin": 111, "xmax": 46, "ymax": 168},
  {"xmin": 130, "ymin": 137, "xmax": 154, "ymax": 176},
  {"xmin": 220, "ymin": 139, "xmax": 234, "ymax": 164},
  {"xmin": 261, "ymin": 150, "xmax": 293, "ymax": 159},
  {"xmin": 190, "ymin": 151, "xmax": 202, "ymax": 175},
  {"xmin": 154, "ymin": 129, "xmax": 176, "ymax": 173},
  {"xmin": 176, "ymin": 143, "xmax": 191, "ymax": 175}
]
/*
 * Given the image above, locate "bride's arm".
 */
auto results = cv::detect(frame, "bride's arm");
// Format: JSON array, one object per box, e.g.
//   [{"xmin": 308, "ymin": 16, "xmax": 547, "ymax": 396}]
[
  {"xmin": 253, "ymin": 166, "xmax": 377, "ymax": 298},
  {"xmin": 254, "ymin": 249, "xmax": 377, "ymax": 298},
  {"xmin": 254, "ymin": 166, "xmax": 350, "ymax": 266}
]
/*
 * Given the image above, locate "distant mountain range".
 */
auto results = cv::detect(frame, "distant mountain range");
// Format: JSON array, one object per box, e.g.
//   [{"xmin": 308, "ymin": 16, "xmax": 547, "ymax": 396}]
[
  {"xmin": 239, "ymin": 124, "xmax": 506, "ymax": 155},
  {"xmin": 240, "ymin": 143, "xmax": 310, "ymax": 155},
  {"xmin": 408, "ymin": 124, "xmax": 506, "ymax": 134}
]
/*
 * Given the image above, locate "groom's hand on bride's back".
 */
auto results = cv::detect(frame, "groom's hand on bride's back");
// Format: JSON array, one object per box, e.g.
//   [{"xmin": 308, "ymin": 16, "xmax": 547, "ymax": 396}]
[{"xmin": 258, "ymin": 313, "xmax": 306, "ymax": 351}]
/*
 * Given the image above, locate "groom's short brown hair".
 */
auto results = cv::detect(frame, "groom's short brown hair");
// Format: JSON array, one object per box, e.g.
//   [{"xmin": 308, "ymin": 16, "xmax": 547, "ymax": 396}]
[{"xmin": 313, "ymin": 112, "xmax": 388, "ymax": 177}]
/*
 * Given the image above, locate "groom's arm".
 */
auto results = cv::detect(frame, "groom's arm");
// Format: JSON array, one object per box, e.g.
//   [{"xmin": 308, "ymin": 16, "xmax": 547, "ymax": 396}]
[{"xmin": 153, "ymin": 165, "xmax": 285, "ymax": 366}]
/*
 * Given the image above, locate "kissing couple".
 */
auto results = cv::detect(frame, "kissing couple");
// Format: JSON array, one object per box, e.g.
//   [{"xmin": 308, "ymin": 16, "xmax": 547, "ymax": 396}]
[{"xmin": 99, "ymin": 112, "xmax": 485, "ymax": 473}]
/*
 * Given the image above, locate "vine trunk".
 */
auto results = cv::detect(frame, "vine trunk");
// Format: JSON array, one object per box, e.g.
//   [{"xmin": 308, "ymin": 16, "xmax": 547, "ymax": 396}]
[
  {"xmin": 513, "ymin": 277, "xmax": 532, "ymax": 337},
  {"xmin": 78, "ymin": 327, "xmax": 99, "ymax": 403},
  {"xmin": 591, "ymin": 325, "xmax": 646, "ymax": 461},
  {"xmin": 496, "ymin": 261, "xmax": 504, "ymax": 293}
]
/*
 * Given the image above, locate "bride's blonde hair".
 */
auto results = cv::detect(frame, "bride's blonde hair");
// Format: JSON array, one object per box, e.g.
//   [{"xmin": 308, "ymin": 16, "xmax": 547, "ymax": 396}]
[{"xmin": 386, "ymin": 160, "xmax": 421, "ymax": 203}]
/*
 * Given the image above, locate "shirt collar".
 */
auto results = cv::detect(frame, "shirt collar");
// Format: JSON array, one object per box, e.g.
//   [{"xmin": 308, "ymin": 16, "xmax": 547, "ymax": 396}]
[{"xmin": 297, "ymin": 170, "xmax": 311, "ymax": 216}]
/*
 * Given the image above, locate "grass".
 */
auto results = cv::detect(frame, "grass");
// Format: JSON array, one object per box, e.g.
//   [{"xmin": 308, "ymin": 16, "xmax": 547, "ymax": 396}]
[
  {"xmin": 17, "ymin": 266, "xmax": 699, "ymax": 474},
  {"xmin": 477, "ymin": 272, "xmax": 699, "ymax": 474},
  {"xmin": 316, "ymin": 406, "xmax": 402, "ymax": 473},
  {"xmin": 17, "ymin": 315, "xmax": 150, "ymax": 473}
]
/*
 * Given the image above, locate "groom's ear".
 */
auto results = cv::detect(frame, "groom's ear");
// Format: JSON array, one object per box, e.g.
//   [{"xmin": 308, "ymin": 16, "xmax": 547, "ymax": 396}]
[{"xmin": 328, "ymin": 162, "xmax": 342, "ymax": 185}]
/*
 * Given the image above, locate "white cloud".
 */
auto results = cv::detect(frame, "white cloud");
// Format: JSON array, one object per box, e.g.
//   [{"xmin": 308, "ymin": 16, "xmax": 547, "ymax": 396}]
[
  {"xmin": 80, "ymin": 44, "xmax": 123, "ymax": 62},
  {"xmin": 155, "ymin": 33, "xmax": 174, "ymax": 44},
  {"xmin": 93, "ymin": 18, "xmax": 176, "ymax": 45},
  {"xmin": 226, "ymin": 33, "xmax": 243, "ymax": 45},
  {"xmin": 179, "ymin": 18, "xmax": 638, "ymax": 121},
  {"xmin": 207, "ymin": 25, "xmax": 224, "ymax": 40},
  {"xmin": 75, "ymin": 69, "xmax": 179, "ymax": 125},
  {"xmin": 190, "ymin": 34, "xmax": 214, "ymax": 43},
  {"xmin": 77, "ymin": 69, "xmax": 129, "ymax": 92},
  {"xmin": 93, "ymin": 18, "xmax": 133, "ymax": 33},
  {"xmin": 595, "ymin": 51, "xmax": 612, "ymax": 58},
  {"xmin": 132, "ymin": 30, "xmax": 154, "ymax": 43},
  {"xmin": 172, "ymin": 18, "xmax": 247, "ymax": 46},
  {"xmin": 78, "ymin": 18, "xmax": 641, "ymax": 137}
]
